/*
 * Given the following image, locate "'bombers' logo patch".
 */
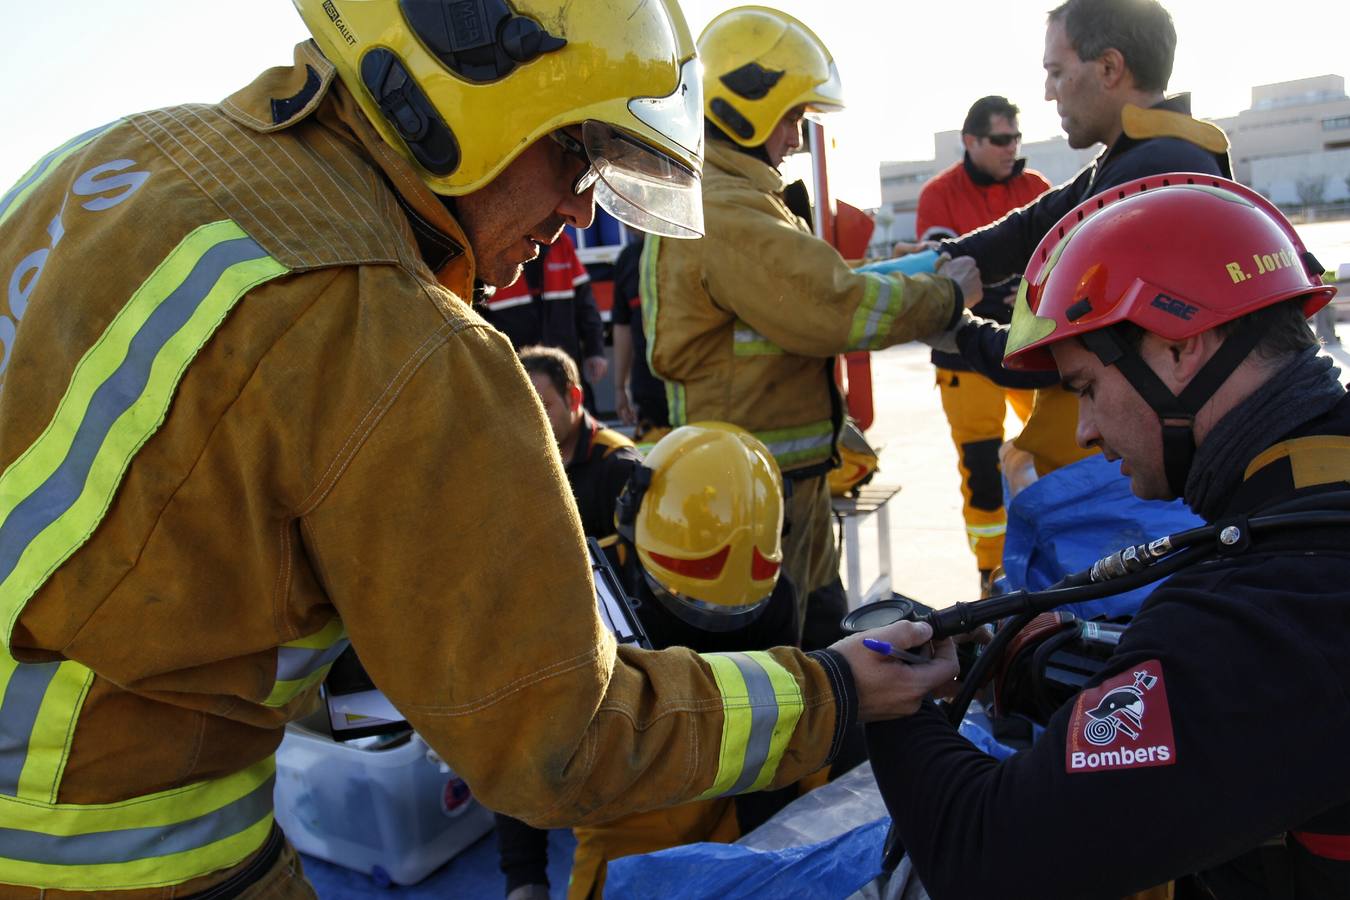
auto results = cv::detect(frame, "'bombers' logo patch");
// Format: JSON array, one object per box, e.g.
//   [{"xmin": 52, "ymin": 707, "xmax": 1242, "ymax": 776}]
[{"xmin": 1065, "ymin": 660, "xmax": 1176, "ymax": 773}]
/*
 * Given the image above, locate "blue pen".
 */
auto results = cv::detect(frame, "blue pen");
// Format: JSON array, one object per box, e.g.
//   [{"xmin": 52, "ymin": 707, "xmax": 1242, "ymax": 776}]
[{"xmin": 862, "ymin": 637, "xmax": 929, "ymax": 664}]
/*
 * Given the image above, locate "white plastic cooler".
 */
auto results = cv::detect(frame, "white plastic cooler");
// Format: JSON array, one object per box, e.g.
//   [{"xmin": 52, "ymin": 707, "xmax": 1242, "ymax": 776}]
[{"xmin": 273, "ymin": 720, "xmax": 494, "ymax": 885}]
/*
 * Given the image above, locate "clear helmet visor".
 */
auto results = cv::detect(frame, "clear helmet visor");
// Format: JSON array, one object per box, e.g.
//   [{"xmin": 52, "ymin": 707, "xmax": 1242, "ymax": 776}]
[
  {"xmin": 643, "ymin": 571, "xmax": 770, "ymax": 633},
  {"xmin": 583, "ymin": 120, "xmax": 704, "ymax": 239}
]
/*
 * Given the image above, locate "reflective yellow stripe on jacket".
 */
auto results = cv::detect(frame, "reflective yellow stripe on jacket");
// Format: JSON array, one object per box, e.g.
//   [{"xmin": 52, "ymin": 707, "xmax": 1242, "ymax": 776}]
[
  {"xmin": 846, "ymin": 272, "xmax": 905, "ymax": 352},
  {"xmin": 697, "ymin": 651, "xmax": 804, "ymax": 798},
  {"xmin": 0, "ymin": 218, "xmax": 288, "ymax": 889},
  {"xmin": 638, "ymin": 234, "xmax": 688, "ymax": 426},
  {"xmin": 753, "ymin": 421, "xmax": 835, "ymax": 471},
  {"xmin": 266, "ymin": 617, "xmax": 349, "ymax": 708}
]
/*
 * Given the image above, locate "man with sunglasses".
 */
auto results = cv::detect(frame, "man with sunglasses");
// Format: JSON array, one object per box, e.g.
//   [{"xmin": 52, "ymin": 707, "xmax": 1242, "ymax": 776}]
[
  {"xmin": 914, "ymin": 96, "xmax": 1051, "ymax": 595},
  {"xmin": 0, "ymin": 2, "xmax": 948, "ymax": 896}
]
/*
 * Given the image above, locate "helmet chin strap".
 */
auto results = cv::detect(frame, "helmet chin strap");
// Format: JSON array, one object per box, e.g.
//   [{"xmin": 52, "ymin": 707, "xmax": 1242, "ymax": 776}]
[{"xmin": 1080, "ymin": 322, "xmax": 1265, "ymax": 498}]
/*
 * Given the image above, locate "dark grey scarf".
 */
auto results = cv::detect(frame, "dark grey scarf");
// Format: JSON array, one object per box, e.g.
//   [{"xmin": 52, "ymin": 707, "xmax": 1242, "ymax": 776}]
[{"xmin": 1184, "ymin": 348, "xmax": 1346, "ymax": 520}]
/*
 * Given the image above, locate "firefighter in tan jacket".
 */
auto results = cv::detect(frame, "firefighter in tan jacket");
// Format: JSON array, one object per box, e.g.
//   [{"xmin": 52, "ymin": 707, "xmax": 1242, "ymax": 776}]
[
  {"xmin": 0, "ymin": 2, "xmax": 954, "ymax": 897},
  {"xmin": 645, "ymin": 7, "xmax": 982, "ymax": 649}
]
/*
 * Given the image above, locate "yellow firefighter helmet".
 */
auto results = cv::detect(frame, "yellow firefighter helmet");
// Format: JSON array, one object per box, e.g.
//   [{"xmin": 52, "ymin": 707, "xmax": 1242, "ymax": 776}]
[
  {"xmin": 829, "ymin": 421, "xmax": 880, "ymax": 497},
  {"xmin": 293, "ymin": 0, "xmax": 704, "ymax": 237},
  {"xmin": 698, "ymin": 6, "xmax": 844, "ymax": 148},
  {"xmin": 619, "ymin": 422, "xmax": 783, "ymax": 631}
]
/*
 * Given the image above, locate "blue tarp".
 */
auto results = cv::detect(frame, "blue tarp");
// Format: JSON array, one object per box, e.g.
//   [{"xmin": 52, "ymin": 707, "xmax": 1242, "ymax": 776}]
[
  {"xmin": 1002, "ymin": 454, "xmax": 1202, "ymax": 621},
  {"xmin": 604, "ymin": 816, "xmax": 890, "ymax": 900}
]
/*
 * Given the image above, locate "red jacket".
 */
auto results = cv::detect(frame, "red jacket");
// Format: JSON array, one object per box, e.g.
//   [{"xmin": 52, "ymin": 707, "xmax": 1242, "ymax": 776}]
[{"xmin": 915, "ymin": 155, "xmax": 1050, "ymax": 243}]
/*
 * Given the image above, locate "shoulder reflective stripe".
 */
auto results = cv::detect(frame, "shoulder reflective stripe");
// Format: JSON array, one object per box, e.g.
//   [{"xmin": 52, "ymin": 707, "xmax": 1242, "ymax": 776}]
[
  {"xmin": 732, "ymin": 322, "xmax": 783, "ymax": 357},
  {"xmin": 1243, "ymin": 435, "xmax": 1350, "ymax": 488},
  {"xmin": 0, "ymin": 658, "xmax": 61, "ymax": 795},
  {"xmin": 697, "ymin": 651, "xmax": 804, "ymax": 799},
  {"xmin": 0, "ymin": 221, "xmax": 288, "ymax": 651},
  {"xmin": 0, "ymin": 121, "xmax": 118, "ymax": 228},
  {"xmin": 753, "ymin": 421, "xmax": 834, "ymax": 469},
  {"xmin": 16, "ymin": 661, "xmax": 92, "ymax": 802},
  {"xmin": 0, "ymin": 757, "xmax": 275, "ymax": 890},
  {"xmin": 846, "ymin": 273, "xmax": 899, "ymax": 352}
]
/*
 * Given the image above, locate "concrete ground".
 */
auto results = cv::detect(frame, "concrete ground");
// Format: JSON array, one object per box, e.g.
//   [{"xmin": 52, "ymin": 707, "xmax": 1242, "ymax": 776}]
[{"xmin": 842, "ymin": 323, "xmax": 1350, "ymax": 612}]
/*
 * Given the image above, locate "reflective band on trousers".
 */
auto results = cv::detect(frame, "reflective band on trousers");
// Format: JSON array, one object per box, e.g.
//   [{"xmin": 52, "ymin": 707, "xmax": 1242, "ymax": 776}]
[
  {"xmin": 697, "ymin": 651, "xmax": 804, "ymax": 799},
  {"xmin": 0, "ymin": 218, "xmax": 289, "ymax": 888},
  {"xmin": 966, "ymin": 522, "xmax": 1007, "ymax": 539}
]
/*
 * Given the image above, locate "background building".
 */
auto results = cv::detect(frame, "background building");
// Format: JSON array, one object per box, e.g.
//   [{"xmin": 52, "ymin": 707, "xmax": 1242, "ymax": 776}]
[
  {"xmin": 1214, "ymin": 75, "xmax": 1350, "ymax": 212},
  {"xmin": 872, "ymin": 74, "xmax": 1350, "ymax": 254}
]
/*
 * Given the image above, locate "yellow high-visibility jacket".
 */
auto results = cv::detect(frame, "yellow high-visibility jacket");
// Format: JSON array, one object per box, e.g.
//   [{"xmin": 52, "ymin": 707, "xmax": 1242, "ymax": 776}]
[
  {"xmin": 643, "ymin": 139, "xmax": 960, "ymax": 473},
  {"xmin": 0, "ymin": 44, "xmax": 849, "ymax": 897}
]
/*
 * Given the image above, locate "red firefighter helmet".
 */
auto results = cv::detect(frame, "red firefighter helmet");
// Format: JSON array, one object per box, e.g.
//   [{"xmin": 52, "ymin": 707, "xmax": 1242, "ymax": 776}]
[
  {"xmin": 1003, "ymin": 173, "xmax": 1335, "ymax": 496},
  {"xmin": 1004, "ymin": 173, "xmax": 1334, "ymax": 372}
]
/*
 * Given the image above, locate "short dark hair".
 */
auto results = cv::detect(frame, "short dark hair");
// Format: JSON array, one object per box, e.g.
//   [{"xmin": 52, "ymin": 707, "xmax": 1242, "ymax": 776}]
[
  {"xmin": 962, "ymin": 96, "xmax": 1020, "ymax": 136},
  {"xmin": 519, "ymin": 345, "xmax": 580, "ymax": 398},
  {"xmin": 1109, "ymin": 297, "xmax": 1318, "ymax": 363},
  {"xmin": 1048, "ymin": 0, "xmax": 1176, "ymax": 93}
]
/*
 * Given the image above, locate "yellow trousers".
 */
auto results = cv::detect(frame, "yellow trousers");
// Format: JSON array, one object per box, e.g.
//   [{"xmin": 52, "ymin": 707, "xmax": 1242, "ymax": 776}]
[{"xmin": 936, "ymin": 368, "xmax": 1034, "ymax": 572}]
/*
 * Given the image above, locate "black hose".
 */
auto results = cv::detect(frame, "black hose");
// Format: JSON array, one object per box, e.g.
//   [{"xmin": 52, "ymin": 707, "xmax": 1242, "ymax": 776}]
[
  {"xmin": 933, "ymin": 505, "xmax": 1350, "ymax": 726},
  {"xmin": 943, "ymin": 611, "xmax": 1033, "ymax": 726},
  {"xmin": 928, "ymin": 542, "xmax": 1214, "ymax": 639}
]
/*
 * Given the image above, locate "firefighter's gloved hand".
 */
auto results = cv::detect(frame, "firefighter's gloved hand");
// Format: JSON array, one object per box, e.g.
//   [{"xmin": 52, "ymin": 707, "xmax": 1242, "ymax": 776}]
[
  {"xmin": 919, "ymin": 308, "xmax": 976, "ymax": 355},
  {"xmin": 833, "ymin": 620, "xmax": 959, "ymax": 722},
  {"xmin": 936, "ymin": 254, "xmax": 984, "ymax": 308}
]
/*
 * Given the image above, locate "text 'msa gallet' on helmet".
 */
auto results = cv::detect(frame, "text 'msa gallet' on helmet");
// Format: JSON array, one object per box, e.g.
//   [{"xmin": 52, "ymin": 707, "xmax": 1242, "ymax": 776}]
[
  {"xmin": 698, "ymin": 5, "xmax": 844, "ymax": 147},
  {"xmin": 1002, "ymin": 172, "xmax": 1335, "ymax": 494},
  {"xmin": 293, "ymin": 0, "xmax": 705, "ymax": 237},
  {"xmin": 628, "ymin": 422, "xmax": 784, "ymax": 632}
]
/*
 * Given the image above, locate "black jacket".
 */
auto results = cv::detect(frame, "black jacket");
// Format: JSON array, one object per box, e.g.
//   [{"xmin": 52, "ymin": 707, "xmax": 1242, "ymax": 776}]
[
  {"xmin": 867, "ymin": 390, "xmax": 1350, "ymax": 900},
  {"xmin": 945, "ymin": 95, "xmax": 1232, "ymax": 389}
]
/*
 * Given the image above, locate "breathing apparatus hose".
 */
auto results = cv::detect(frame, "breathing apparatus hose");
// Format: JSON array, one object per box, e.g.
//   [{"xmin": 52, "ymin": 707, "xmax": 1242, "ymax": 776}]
[{"xmin": 933, "ymin": 491, "xmax": 1350, "ymax": 726}]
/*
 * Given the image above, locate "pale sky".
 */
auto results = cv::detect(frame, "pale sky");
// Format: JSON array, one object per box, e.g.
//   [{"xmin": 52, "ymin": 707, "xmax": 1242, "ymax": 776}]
[{"xmin": 3, "ymin": 1, "xmax": 1346, "ymax": 209}]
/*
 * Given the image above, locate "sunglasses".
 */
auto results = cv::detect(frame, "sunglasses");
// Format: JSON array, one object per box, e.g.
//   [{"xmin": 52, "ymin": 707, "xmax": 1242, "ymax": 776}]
[
  {"xmin": 981, "ymin": 132, "xmax": 1022, "ymax": 147},
  {"xmin": 548, "ymin": 130, "xmax": 601, "ymax": 195}
]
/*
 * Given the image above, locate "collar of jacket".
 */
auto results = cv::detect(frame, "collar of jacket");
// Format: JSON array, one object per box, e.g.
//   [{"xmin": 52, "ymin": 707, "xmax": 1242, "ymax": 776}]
[
  {"xmin": 962, "ymin": 152, "xmax": 1028, "ymax": 187},
  {"xmin": 1099, "ymin": 93, "xmax": 1230, "ymax": 168},
  {"xmin": 566, "ymin": 410, "xmax": 603, "ymax": 469},
  {"xmin": 220, "ymin": 41, "xmax": 475, "ymax": 298},
  {"xmin": 705, "ymin": 140, "xmax": 786, "ymax": 196}
]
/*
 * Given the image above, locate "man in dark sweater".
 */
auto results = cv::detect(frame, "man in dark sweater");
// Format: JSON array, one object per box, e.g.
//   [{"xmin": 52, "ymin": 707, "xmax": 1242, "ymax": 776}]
[
  {"xmin": 868, "ymin": 176, "xmax": 1350, "ymax": 899},
  {"xmin": 929, "ymin": 0, "xmax": 1235, "ymax": 478}
]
